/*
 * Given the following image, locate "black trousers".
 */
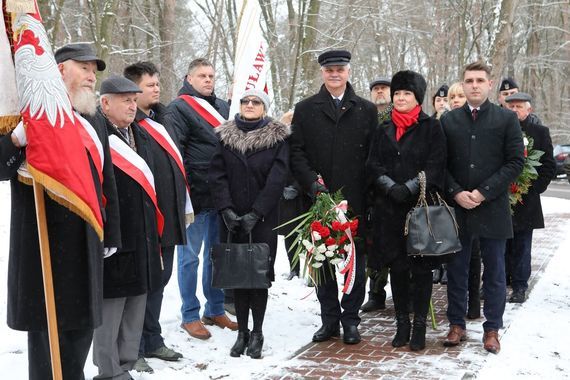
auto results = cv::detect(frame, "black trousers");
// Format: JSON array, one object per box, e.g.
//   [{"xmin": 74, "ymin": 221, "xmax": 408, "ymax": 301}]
[
  {"xmin": 139, "ymin": 245, "xmax": 175, "ymax": 355},
  {"xmin": 316, "ymin": 250, "xmax": 366, "ymax": 327},
  {"xmin": 28, "ymin": 328, "xmax": 93, "ymax": 380}
]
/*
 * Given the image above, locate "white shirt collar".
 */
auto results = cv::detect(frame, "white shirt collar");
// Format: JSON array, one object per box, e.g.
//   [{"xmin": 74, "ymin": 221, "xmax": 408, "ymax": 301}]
[{"xmin": 331, "ymin": 92, "xmax": 345, "ymax": 101}]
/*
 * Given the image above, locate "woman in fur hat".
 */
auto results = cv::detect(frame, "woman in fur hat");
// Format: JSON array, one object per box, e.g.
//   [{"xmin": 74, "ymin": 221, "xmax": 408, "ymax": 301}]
[
  {"xmin": 208, "ymin": 89, "xmax": 290, "ymax": 359},
  {"xmin": 366, "ymin": 70, "xmax": 447, "ymax": 351}
]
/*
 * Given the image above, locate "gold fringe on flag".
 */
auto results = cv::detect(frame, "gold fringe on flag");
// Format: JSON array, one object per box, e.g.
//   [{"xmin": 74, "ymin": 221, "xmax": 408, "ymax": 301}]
[
  {"xmin": 27, "ymin": 164, "xmax": 104, "ymax": 241},
  {"xmin": 0, "ymin": 114, "xmax": 20, "ymax": 134},
  {"xmin": 5, "ymin": 0, "xmax": 36, "ymax": 14}
]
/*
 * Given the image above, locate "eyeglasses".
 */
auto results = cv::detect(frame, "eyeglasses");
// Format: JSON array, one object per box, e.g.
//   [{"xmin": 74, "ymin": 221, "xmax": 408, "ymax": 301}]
[{"xmin": 240, "ymin": 98, "xmax": 263, "ymax": 106}]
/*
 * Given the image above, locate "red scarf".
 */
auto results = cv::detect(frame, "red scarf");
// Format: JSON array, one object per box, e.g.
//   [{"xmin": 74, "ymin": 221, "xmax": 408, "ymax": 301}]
[{"xmin": 392, "ymin": 105, "xmax": 421, "ymax": 141}]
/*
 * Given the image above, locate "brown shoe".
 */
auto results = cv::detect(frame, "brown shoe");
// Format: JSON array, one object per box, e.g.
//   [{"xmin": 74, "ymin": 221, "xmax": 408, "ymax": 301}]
[
  {"xmin": 443, "ymin": 325, "xmax": 466, "ymax": 347},
  {"xmin": 483, "ymin": 330, "xmax": 500, "ymax": 354},
  {"xmin": 202, "ymin": 314, "xmax": 238, "ymax": 331},
  {"xmin": 180, "ymin": 321, "xmax": 211, "ymax": 340}
]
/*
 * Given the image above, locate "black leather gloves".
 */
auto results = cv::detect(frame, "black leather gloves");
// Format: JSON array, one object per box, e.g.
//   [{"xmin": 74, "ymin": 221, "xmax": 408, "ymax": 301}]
[
  {"xmin": 221, "ymin": 208, "xmax": 241, "ymax": 232},
  {"xmin": 375, "ymin": 175, "xmax": 396, "ymax": 194},
  {"xmin": 283, "ymin": 185, "xmax": 300, "ymax": 200},
  {"xmin": 404, "ymin": 177, "xmax": 420, "ymax": 196},
  {"xmin": 388, "ymin": 184, "xmax": 412, "ymax": 203},
  {"xmin": 310, "ymin": 180, "xmax": 329, "ymax": 199},
  {"xmin": 240, "ymin": 211, "xmax": 262, "ymax": 235}
]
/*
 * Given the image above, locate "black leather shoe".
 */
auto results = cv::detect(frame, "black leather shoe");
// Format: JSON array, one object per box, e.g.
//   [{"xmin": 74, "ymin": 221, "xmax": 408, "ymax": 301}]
[
  {"xmin": 361, "ymin": 297, "xmax": 386, "ymax": 312},
  {"xmin": 246, "ymin": 331, "xmax": 264, "ymax": 359},
  {"xmin": 343, "ymin": 325, "xmax": 361, "ymax": 345},
  {"xmin": 312, "ymin": 324, "xmax": 340, "ymax": 342},
  {"xmin": 230, "ymin": 330, "xmax": 250, "ymax": 357},
  {"xmin": 509, "ymin": 289, "xmax": 526, "ymax": 303}
]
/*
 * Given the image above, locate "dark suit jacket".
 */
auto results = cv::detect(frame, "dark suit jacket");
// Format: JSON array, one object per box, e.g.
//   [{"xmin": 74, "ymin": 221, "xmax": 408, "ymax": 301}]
[
  {"xmin": 135, "ymin": 107, "xmax": 186, "ymax": 247},
  {"xmin": 441, "ymin": 100, "xmax": 524, "ymax": 239},
  {"xmin": 102, "ymin": 113, "xmax": 162, "ymax": 298},
  {"xmin": 512, "ymin": 118, "xmax": 556, "ymax": 231}
]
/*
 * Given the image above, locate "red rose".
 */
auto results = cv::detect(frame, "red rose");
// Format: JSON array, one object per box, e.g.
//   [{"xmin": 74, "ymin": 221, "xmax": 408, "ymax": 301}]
[
  {"xmin": 338, "ymin": 235, "xmax": 348, "ymax": 245},
  {"xmin": 320, "ymin": 226, "xmax": 331, "ymax": 238},
  {"xmin": 332, "ymin": 220, "xmax": 343, "ymax": 231},
  {"xmin": 325, "ymin": 237, "xmax": 336, "ymax": 246},
  {"xmin": 311, "ymin": 221, "xmax": 323, "ymax": 231},
  {"xmin": 510, "ymin": 183, "xmax": 519, "ymax": 194}
]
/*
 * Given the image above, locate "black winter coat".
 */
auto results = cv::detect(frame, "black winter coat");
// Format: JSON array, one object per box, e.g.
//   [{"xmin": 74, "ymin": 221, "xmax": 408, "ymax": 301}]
[
  {"xmin": 290, "ymin": 83, "xmax": 377, "ymax": 222},
  {"xmin": 366, "ymin": 111, "xmax": 447, "ymax": 268},
  {"xmin": 1, "ymin": 111, "xmax": 121, "ymax": 331},
  {"xmin": 441, "ymin": 100, "xmax": 524, "ymax": 239},
  {"xmin": 135, "ymin": 107, "xmax": 187, "ymax": 247},
  {"xmin": 168, "ymin": 80, "xmax": 230, "ymax": 213},
  {"xmin": 512, "ymin": 118, "xmax": 555, "ymax": 231},
  {"xmin": 208, "ymin": 118, "xmax": 290, "ymax": 281},
  {"xmin": 103, "ymin": 115, "xmax": 162, "ymax": 298}
]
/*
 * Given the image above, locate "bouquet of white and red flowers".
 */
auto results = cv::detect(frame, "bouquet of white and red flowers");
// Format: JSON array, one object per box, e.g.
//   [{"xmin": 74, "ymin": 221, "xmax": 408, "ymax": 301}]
[
  {"xmin": 509, "ymin": 134, "xmax": 544, "ymax": 213},
  {"xmin": 277, "ymin": 190, "xmax": 359, "ymax": 293}
]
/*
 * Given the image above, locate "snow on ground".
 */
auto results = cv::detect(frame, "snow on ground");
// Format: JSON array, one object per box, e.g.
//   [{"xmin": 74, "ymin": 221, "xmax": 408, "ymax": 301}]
[{"xmin": 1, "ymin": 181, "xmax": 570, "ymax": 379}]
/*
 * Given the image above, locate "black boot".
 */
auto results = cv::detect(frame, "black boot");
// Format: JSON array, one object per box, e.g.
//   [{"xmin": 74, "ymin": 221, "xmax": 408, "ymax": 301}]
[
  {"xmin": 432, "ymin": 268, "xmax": 441, "ymax": 284},
  {"xmin": 230, "ymin": 330, "xmax": 250, "ymax": 357},
  {"xmin": 392, "ymin": 313, "xmax": 411, "ymax": 347},
  {"xmin": 440, "ymin": 265, "xmax": 448, "ymax": 284},
  {"xmin": 361, "ymin": 271, "xmax": 387, "ymax": 312},
  {"xmin": 409, "ymin": 316, "xmax": 427, "ymax": 351},
  {"xmin": 246, "ymin": 331, "xmax": 264, "ymax": 359}
]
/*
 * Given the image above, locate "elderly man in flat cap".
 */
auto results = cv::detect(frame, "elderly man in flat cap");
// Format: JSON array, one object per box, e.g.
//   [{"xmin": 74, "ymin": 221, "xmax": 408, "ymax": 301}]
[
  {"xmin": 290, "ymin": 50, "xmax": 377, "ymax": 345},
  {"xmin": 1, "ymin": 42, "xmax": 120, "ymax": 380},
  {"xmin": 92, "ymin": 76, "xmax": 164, "ymax": 380},
  {"xmin": 504, "ymin": 92, "xmax": 555, "ymax": 304},
  {"xmin": 369, "ymin": 76, "xmax": 393, "ymax": 124},
  {"xmin": 498, "ymin": 77, "xmax": 543, "ymax": 125}
]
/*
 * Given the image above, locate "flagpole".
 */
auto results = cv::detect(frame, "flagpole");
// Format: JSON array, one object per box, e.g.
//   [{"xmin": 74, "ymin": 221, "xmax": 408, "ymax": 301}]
[{"xmin": 32, "ymin": 180, "xmax": 63, "ymax": 380}]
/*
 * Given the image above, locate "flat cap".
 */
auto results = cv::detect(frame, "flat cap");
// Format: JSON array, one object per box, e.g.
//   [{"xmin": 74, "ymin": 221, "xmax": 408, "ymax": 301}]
[
  {"xmin": 54, "ymin": 43, "xmax": 106, "ymax": 71},
  {"xmin": 318, "ymin": 50, "xmax": 351, "ymax": 67},
  {"xmin": 505, "ymin": 92, "xmax": 532, "ymax": 103},
  {"xmin": 369, "ymin": 76, "xmax": 391, "ymax": 90},
  {"xmin": 499, "ymin": 77, "xmax": 519, "ymax": 91},
  {"xmin": 100, "ymin": 75, "xmax": 142, "ymax": 95}
]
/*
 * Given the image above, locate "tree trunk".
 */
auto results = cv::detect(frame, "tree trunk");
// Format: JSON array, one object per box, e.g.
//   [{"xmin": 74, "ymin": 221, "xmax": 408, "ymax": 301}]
[{"xmin": 488, "ymin": 0, "xmax": 518, "ymax": 95}]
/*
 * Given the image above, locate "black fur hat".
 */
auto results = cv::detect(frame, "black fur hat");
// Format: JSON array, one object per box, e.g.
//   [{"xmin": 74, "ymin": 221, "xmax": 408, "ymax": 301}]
[{"xmin": 390, "ymin": 70, "xmax": 427, "ymax": 105}]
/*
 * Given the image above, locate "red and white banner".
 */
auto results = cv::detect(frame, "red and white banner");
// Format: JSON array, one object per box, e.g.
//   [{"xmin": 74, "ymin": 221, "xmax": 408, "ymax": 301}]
[
  {"xmin": 138, "ymin": 117, "xmax": 194, "ymax": 224},
  {"xmin": 229, "ymin": 0, "xmax": 271, "ymax": 117},
  {"xmin": 109, "ymin": 134, "xmax": 164, "ymax": 236},
  {"xmin": 11, "ymin": 2, "xmax": 103, "ymax": 239}
]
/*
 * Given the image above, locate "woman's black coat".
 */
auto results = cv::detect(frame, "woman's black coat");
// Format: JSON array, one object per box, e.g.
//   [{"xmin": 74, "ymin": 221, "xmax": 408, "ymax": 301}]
[
  {"xmin": 366, "ymin": 111, "xmax": 447, "ymax": 269},
  {"xmin": 208, "ymin": 118, "xmax": 290, "ymax": 281}
]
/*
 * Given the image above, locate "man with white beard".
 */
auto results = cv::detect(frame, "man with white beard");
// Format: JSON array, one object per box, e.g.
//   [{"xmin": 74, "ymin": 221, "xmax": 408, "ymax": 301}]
[{"xmin": 369, "ymin": 76, "xmax": 392, "ymax": 124}]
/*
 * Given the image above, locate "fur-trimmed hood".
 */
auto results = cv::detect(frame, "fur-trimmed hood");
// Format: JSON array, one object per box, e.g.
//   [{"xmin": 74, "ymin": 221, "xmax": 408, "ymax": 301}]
[{"xmin": 216, "ymin": 118, "xmax": 291, "ymax": 154}]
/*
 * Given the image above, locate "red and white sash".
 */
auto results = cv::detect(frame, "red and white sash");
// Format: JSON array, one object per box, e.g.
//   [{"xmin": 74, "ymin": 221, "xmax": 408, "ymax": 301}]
[
  {"xmin": 74, "ymin": 112, "xmax": 104, "ymax": 177},
  {"xmin": 109, "ymin": 134, "xmax": 164, "ymax": 236},
  {"xmin": 179, "ymin": 95, "xmax": 226, "ymax": 128},
  {"xmin": 138, "ymin": 117, "xmax": 194, "ymax": 224}
]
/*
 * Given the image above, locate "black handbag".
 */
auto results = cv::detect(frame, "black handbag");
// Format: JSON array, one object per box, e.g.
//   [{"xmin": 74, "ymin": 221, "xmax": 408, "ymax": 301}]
[
  {"xmin": 210, "ymin": 233, "xmax": 271, "ymax": 289},
  {"xmin": 404, "ymin": 171, "xmax": 462, "ymax": 257}
]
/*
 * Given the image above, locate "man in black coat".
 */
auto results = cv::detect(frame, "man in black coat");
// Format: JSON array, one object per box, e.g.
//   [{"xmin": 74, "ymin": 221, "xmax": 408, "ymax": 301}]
[
  {"xmin": 92, "ymin": 76, "xmax": 163, "ymax": 380},
  {"xmin": 124, "ymin": 62, "xmax": 191, "ymax": 371},
  {"xmin": 504, "ymin": 92, "xmax": 555, "ymax": 303},
  {"xmin": 441, "ymin": 61, "xmax": 524, "ymax": 354},
  {"xmin": 168, "ymin": 58, "xmax": 237, "ymax": 340},
  {"xmin": 1, "ymin": 43, "xmax": 121, "ymax": 380},
  {"xmin": 290, "ymin": 50, "xmax": 377, "ymax": 345}
]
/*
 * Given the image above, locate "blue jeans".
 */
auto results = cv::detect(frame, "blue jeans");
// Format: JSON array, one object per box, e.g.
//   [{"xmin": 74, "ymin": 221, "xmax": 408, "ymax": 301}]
[
  {"xmin": 507, "ymin": 229, "xmax": 533, "ymax": 292},
  {"xmin": 447, "ymin": 235, "xmax": 506, "ymax": 331},
  {"xmin": 177, "ymin": 210, "xmax": 225, "ymax": 323}
]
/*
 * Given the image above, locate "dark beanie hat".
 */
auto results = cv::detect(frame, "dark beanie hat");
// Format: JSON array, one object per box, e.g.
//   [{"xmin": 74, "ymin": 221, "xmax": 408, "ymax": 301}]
[{"xmin": 390, "ymin": 70, "xmax": 427, "ymax": 104}]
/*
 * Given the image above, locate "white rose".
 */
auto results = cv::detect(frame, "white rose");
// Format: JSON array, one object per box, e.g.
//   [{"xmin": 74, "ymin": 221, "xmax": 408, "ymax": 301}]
[
  {"xmin": 312, "ymin": 262, "xmax": 323, "ymax": 268},
  {"xmin": 325, "ymin": 251, "xmax": 335, "ymax": 258},
  {"xmin": 326, "ymin": 244, "xmax": 338, "ymax": 251},
  {"xmin": 330, "ymin": 258, "xmax": 343, "ymax": 265},
  {"xmin": 312, "ymin": 231, "xmax": 322, "ymax": 241},
  {"xmin": 317, "ymin": 244, "xmax": 327, "ymax": 253},
  {"xmin": 314, "ymin": 253, "xmax": 326, "ymax": 261},
  {"xmin": 344, "ymin": 244, "xmax": 352, "ymax": 253},
  {"xmin": 302, "ymin": 239, "xmax": 312, "ymax": 248}
]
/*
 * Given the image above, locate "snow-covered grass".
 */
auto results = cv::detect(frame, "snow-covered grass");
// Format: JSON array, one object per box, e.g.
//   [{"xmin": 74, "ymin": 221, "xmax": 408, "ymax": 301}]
[{"xmin": 1, "ymin": 181, "xmax": 570, "ymax": 379}]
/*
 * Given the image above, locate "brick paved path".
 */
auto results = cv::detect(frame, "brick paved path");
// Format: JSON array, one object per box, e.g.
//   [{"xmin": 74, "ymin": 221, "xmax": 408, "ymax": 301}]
[{"xmin": 270, "ymin": 213, "xmax": 570, "ymax": 379}]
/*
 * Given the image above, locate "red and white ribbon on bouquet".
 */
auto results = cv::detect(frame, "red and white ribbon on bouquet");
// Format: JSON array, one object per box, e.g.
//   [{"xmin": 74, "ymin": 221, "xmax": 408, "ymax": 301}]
[{"xmin": 334, "ymin": 200, "xmax": 356, "ymax": 294}]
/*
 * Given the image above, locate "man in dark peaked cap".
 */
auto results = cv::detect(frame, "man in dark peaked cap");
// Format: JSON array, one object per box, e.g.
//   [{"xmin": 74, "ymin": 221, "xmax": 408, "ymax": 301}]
[
  {"xmin": 92, "ymin": 75, "xmax": 164, "ymax": 380},
  {"xmin": 369, "ymin": 76, "xmax": 393, "ymax": 124},
  {"xmin": 290, "ymin": 50, "xmax": 377, "ymax": 345}
]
